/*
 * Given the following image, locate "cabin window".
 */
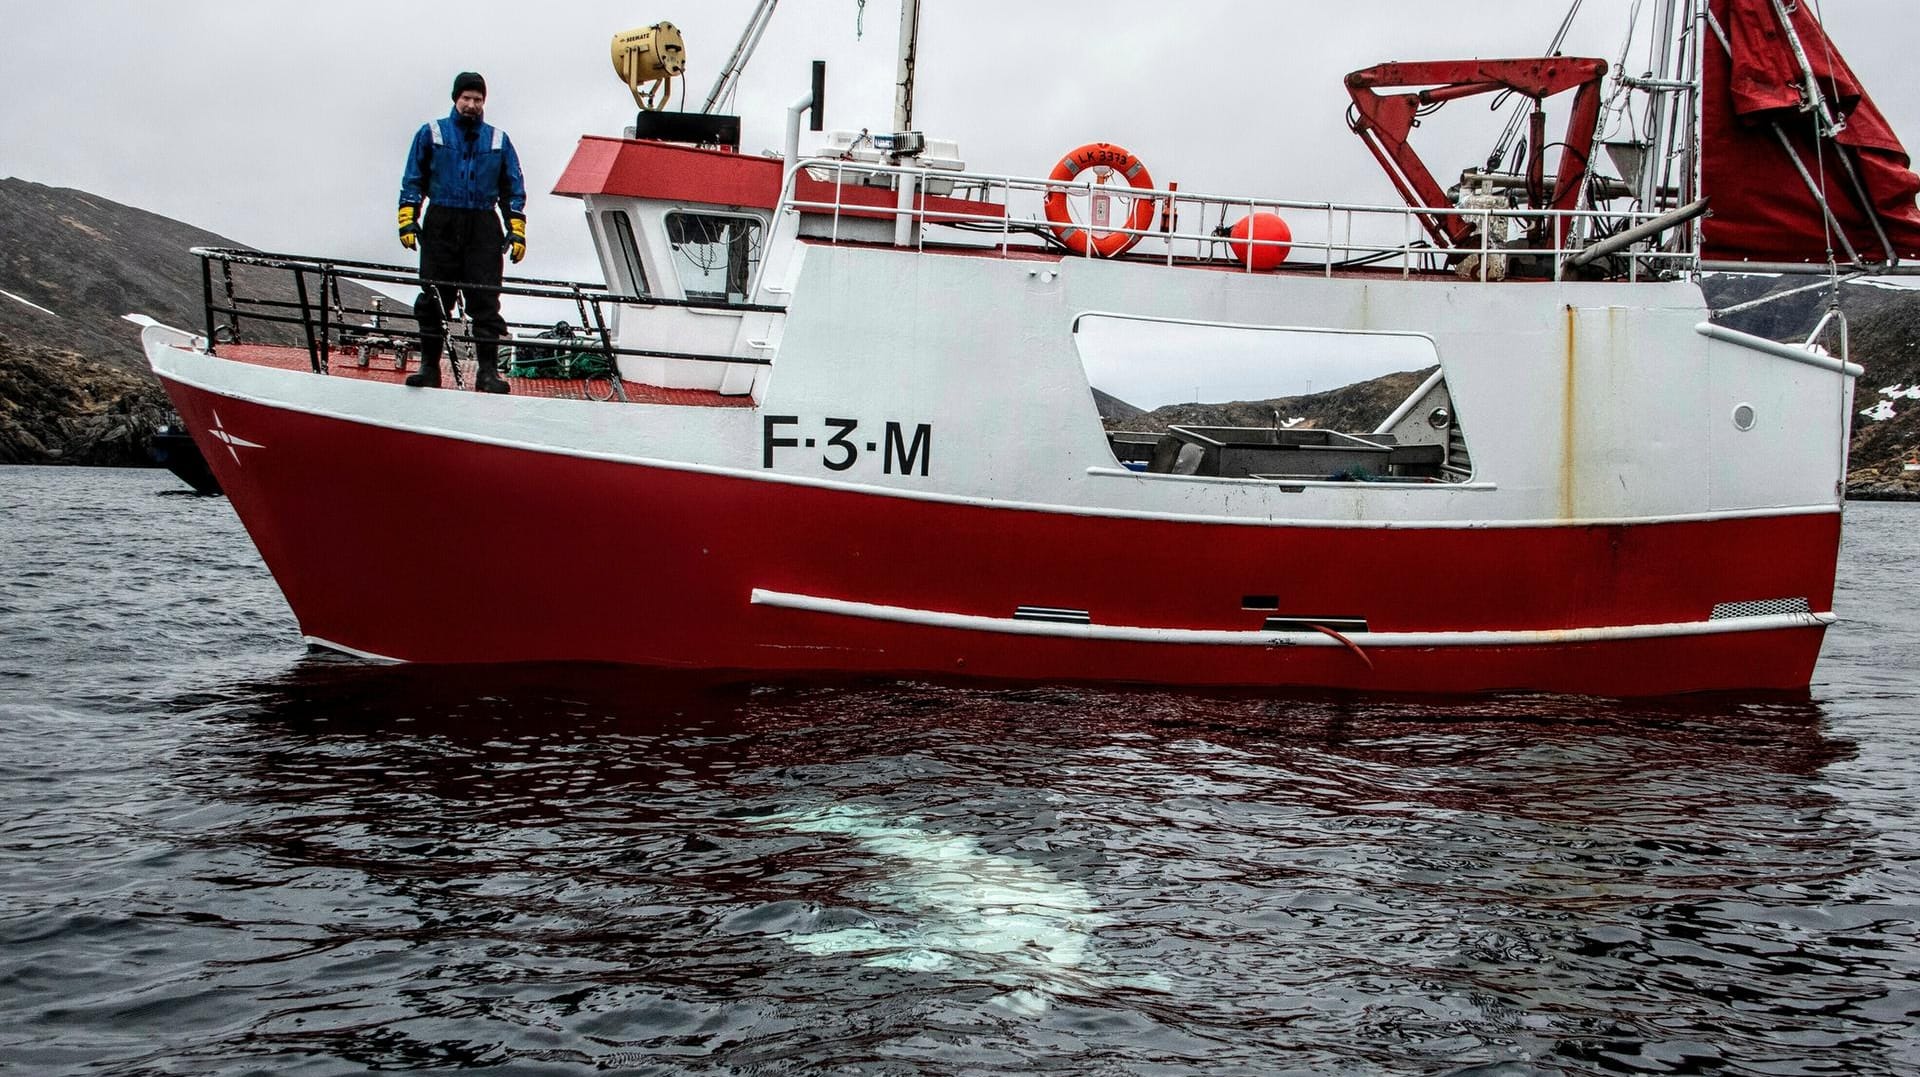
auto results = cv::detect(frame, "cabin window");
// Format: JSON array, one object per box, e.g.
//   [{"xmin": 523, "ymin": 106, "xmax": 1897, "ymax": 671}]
[
  {"xmin": 1075, "ymin": 315, "xmax": 1471, "ymax": 484},
  {"xmin": 603, "ymin": 210, "xmax": 649, "ymax": 297},
  {"xmin": 665, "ymin": 212, "xmax": 762, "ymax": 304}
]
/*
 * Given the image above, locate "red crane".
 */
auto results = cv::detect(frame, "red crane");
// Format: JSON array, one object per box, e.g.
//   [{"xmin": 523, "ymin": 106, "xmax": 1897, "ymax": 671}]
[{"xmin": 1345, "ymin": 57, "xmax": 1610, "ymax": 252}]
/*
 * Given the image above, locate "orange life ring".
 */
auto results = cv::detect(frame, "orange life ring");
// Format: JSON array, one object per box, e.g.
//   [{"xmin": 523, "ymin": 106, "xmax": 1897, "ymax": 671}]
[{"xmin": 1043, "ymin": 142, "xmax": 1157, "ymax": 258}]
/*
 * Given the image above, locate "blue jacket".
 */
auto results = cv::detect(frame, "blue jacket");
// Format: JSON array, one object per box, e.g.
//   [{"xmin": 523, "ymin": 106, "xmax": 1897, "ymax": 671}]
[{"xmin": 398, "ymin": 109, "xmax": 526, "ymax": 216}]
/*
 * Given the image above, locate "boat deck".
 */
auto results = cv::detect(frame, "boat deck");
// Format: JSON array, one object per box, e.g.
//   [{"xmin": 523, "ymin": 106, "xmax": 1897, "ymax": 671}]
[{"xmin": 209, "ymin": 343, "xmax": 756, "ymax": 407}]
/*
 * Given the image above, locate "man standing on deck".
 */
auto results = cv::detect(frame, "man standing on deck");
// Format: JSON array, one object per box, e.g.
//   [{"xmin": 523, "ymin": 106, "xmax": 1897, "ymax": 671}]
[{"xmin": 397, "ymin": 71, "xmax": 526, "ymax": 393}]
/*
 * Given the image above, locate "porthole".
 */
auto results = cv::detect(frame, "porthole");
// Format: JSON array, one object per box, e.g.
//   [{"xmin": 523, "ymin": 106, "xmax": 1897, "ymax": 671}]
[{"xmin": 1732, "ymin": 403, "xmax": 1757, "ymax": 431}]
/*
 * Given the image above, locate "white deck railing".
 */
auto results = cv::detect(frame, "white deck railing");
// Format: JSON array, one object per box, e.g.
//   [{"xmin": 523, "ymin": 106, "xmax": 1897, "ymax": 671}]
[{"xmin": 773, "ymin": 156, "xmax": 1697, "ymax": 284}]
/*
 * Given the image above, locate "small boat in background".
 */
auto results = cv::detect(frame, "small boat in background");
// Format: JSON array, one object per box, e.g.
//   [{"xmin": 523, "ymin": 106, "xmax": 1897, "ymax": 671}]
[{"xmin": 147, "ymin": 421, "xmax": 221, "ymax": 495}]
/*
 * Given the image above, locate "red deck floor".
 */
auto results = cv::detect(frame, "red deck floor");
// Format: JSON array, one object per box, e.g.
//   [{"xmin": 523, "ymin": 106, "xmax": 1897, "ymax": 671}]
[{"xmin": 211, "ymin": 343, "xmax": 757, "ymax": 407}]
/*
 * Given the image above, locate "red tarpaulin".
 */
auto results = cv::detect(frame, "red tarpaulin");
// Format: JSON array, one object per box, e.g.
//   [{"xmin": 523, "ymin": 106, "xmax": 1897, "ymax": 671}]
[{"xmin": 1701, "ymin": 0, "xmax": 1920, "ymax": 264}]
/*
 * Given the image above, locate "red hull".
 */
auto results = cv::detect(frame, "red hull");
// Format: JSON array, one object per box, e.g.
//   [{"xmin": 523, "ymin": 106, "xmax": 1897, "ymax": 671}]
[{"xmin": 165, "ymin": 378, "xmax": 1836, "ymax": 696}]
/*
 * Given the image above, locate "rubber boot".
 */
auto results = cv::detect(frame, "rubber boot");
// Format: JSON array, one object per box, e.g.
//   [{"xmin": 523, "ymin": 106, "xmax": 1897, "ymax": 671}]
[
  {"xmin": 405, "ymin": 343, "xmax": 442, "ymax": 388},
  {"xmin": 474, "ymin": 347, "xmax": 511, "ymax": 394}
]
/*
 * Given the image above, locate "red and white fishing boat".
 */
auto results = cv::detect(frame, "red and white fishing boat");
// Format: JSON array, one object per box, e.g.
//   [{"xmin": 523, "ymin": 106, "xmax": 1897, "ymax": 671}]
[{"xmin": 140, "ymin": 1, "xmax": 1920, "ymax": 695}]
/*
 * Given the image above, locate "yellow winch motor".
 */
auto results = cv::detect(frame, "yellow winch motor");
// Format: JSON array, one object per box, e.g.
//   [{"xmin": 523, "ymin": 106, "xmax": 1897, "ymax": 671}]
[{"xmin": 611, "ymin": 22, "xmax": 687, "ymax": 111}]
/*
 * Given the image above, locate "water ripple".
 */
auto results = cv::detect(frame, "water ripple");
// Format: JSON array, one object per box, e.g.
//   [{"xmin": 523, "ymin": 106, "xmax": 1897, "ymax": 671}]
[{"xmin": 2, "ymin": 467, "xmax": 1919, "ymax": 1075}]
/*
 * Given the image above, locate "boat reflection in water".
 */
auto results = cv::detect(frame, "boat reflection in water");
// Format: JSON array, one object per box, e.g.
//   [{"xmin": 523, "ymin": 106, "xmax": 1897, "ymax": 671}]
[{"xmin": 134, "ymin": 657, "xmax": 1898, "ymax": 1071}]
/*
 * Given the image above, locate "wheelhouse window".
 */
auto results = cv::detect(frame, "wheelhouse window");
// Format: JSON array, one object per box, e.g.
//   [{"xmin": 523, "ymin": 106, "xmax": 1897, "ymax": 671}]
[
  {"xmin": 603, "ymin": 210, "xmax": 649, "ymax": 297},
  {"xmin": 665, "ymin": 212, "xmax": 762, "ymax": 304}
]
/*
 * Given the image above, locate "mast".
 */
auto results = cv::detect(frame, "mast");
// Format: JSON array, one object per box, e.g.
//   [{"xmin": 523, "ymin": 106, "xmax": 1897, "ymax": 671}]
[
  {"xmin": 1685, "ymin": 0, "xmax": 1704, "ymax": 254},
  {"xmin": 1638, "ymin": 0, "xmax": 1685, "ymax": 212},
  {"xmin": 894, "ymin": 0, "xmax": 921, "ymax": 132}
]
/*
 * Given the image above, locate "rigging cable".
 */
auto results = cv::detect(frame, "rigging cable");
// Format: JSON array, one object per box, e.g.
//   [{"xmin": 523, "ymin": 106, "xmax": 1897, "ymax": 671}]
[
  {"xmin": 1488, "ymin": 0, "xmax": 1587, "ymax": 171},
  {"xmin": 1809, "ymin": 0, "xmax": 1852, "ymax": 503},
  {"xmin": 1800, "ymin": 0, "xmax": 1840, "ymax": 274},
  {"xmin": 1595, "ymin": 0, "xmax": 1648, "ymax": 149}
]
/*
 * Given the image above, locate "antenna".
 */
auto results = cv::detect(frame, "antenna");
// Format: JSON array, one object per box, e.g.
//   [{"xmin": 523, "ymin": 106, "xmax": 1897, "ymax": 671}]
[{"xmin": 703, "ymin": 0, "xmax": 780, "ymax": 114}]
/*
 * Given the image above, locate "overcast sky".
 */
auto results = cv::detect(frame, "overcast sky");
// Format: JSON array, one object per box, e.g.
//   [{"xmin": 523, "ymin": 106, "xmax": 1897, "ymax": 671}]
[{"xmin": 3, "ymin": 1, "xmax": 1914, "ymax": 289}]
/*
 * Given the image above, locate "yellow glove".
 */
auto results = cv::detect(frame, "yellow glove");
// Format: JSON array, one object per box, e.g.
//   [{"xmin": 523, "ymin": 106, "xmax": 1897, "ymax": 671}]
[
  {"xmin": 397, "ymin": 205, "xmax": 419, "ymax": 251},
  {"xmin": 506, "ymin": 213, "xmax": 526, "ymax": 264}
]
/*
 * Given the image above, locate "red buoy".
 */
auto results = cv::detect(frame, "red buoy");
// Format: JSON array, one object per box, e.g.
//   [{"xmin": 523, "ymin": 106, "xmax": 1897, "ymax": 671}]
[{"xmin": 1228, "ymin": 212, "xmax": 1292, "ymax": 269}]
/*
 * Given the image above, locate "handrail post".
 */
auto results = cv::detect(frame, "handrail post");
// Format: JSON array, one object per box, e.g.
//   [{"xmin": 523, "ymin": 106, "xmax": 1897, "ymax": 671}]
[
  {"xmin": 199, "ymin": 254, "xmax": 218, "ymax": 354},
  {"xmin": 893, "ymin": 165, "xmax": 917, "ymax": 248},
  {"xmin": 1402, "ymin": 208, "xmax": 1413, "ymax": 278},
  {"xmin": 293, "ymin": 268, "xmax": 321, "ymax": 374},
  {"xmin": 580, "ymin": 285, "xmax": 628, "ymax": 402},
  {"xmin": 1324, "ymin": 203, "xmax": 1334, "ymax": 279},
  {"xmin": 1243, "ymin": 200, "xmax": 1256, "ymax": 272},
  {"xmin": 1000, "ymin": 176, "xmax": 1010, "ymax": 255},
  {"xmin": 831, "ymin": 159, "xmax": 844, "ymax": 244},
  {"xmin": 1480, "ymin": 208, "xmax": 1492, "ymax": 282},
  {"xmin": 917, "ymin": 167, "xmax": 928, "ymax": 253},
  {"xmin": 220, "ymin": 260, "xmax": 242, "ymax": 342},
  {"xmin": 317, "ymin": 264, "xmax": 333, "ymax": 371}
]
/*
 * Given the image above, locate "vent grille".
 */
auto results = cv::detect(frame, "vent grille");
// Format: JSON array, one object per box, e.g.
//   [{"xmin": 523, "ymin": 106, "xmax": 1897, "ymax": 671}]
[
  {"xmin": 1710, "ymin": 597, "xmax": 1812, "ymax": 620},
  {"xmin": 1014, "ymin": 606, "xmax": 1091, "ymax": 625},
  {"xmin": 1443, "ymin": 425, "xmax": 1472, "ymax": 480}
]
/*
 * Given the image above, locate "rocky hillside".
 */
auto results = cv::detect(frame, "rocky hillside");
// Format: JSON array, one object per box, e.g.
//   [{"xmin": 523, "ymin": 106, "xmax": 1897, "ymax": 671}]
[
  {"xmin": 1701, "ymin": 274, "xmax": 1920, "ymax": 498},
  {"xmin": 0, "ymin": 177, "xmax": 385, "ymax": 465},
  {"xmin": 1107, "ymin": 368, "xmax": 1434, "ymax": 436},
  {"xmin": 1701, "ymin": 273, "xmax": 1916, "ymax": 343},
  {"xmin": 1831, "ymin": 295, "xmax": 1920, "ymax": 498},
  {"xmin": 0, "ymin": 334, "xmax": 171, "ymax": 466},
  {"xmin": 1, "ymin": 178, "xmax": 270, "ymax": 366}
]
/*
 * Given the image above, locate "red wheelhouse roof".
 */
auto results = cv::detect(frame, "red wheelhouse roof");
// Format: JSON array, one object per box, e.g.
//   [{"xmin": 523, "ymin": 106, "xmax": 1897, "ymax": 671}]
[{"xmin": 553, "ymin": 136, "xmax": 782, "ymax": 209}]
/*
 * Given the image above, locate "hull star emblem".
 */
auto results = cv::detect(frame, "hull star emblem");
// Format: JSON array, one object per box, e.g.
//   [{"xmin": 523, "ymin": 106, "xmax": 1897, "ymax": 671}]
[{"xmin": 208, "ymin": 409, "xmax": 264, "ymax": 466}]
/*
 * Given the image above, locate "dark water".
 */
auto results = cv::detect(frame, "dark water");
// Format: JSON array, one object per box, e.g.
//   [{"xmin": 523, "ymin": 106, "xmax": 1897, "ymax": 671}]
[{"xmin": 2, "ymin": 466, "xmax": 1918, "ymax": 1077}]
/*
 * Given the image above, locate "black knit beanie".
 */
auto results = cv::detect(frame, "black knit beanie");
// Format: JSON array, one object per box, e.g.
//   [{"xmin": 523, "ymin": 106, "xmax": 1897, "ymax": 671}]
[{"xmin": 452, "ymin": 72, "xmax": 487, "ymax": 100}]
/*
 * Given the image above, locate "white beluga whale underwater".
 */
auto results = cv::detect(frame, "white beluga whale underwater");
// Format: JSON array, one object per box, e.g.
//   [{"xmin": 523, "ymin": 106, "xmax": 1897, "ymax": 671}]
[{"xmin": 762, "ymin": 804, "xmax": 1165, "ymax": 1014}]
